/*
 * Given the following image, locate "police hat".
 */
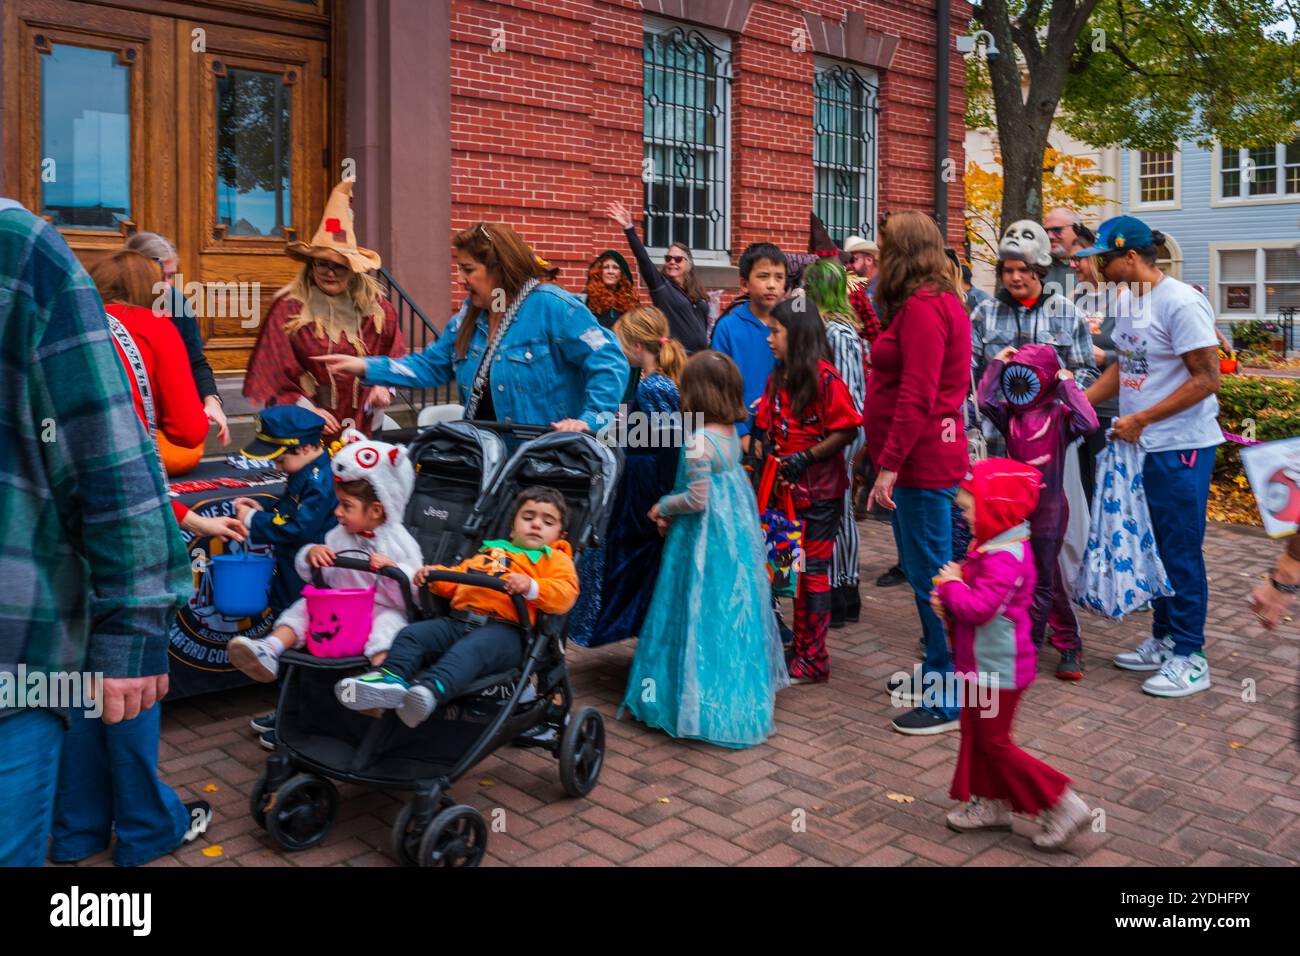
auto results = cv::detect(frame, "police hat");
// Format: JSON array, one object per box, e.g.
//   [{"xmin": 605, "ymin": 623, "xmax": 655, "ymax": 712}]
[{"xmin": 242, "ymin": 405, "xmax": 326, "ymax": 460}]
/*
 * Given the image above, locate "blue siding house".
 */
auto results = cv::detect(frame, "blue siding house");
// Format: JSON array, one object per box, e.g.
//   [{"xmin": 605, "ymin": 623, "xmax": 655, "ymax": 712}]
[{"xmin": 1115, "ymin": 139, "xmax": 1300, "ymax": 349}]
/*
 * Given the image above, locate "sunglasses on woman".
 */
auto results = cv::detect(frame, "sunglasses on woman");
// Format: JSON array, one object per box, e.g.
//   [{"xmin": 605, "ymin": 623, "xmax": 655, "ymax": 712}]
[{"xmin": 663, "ymin": 255, "xmax": 686, "ymax": 264}]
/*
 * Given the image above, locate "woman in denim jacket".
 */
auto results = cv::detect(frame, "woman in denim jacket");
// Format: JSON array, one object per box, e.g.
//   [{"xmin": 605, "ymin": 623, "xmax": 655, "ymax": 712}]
[{"xmin": 316, "ymin": 222, "xmax": 628, "ymax": 434}]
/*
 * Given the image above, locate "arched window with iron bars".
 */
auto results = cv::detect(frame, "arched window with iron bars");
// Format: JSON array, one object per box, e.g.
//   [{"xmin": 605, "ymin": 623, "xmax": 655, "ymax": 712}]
[
  {"xmin": 813, "ymin": 63, "xmax": 879, "ymax": 245},
  {"xmin": 642, "ymin": 24, "xmax": 732, "ymax": 256}
]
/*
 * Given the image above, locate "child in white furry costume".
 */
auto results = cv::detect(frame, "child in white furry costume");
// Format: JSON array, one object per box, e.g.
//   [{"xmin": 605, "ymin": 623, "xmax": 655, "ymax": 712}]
[{"xmin": 228, "ymin": 430, "xmax": 423, "ymax": 682}]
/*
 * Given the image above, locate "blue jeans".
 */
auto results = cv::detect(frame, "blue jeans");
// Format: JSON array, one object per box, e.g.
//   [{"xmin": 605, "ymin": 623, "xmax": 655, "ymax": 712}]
[
  {"xmin": 891, "ymin": 485, "xmax": 958, "ymax": 719},
  {"xmin": 51, "ymin": 704, "xmax": 189, "ymax": 867},
  {"xmin": 0, "ymin": 709, "xmax": 65, "ymax": 866},
  {"xmin": 1143, "ymin": 446, "xmax": 1216, "ymax": 658}
]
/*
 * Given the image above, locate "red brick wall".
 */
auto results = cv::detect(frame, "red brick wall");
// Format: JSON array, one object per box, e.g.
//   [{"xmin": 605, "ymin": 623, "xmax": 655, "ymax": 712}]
[{"xmin": 449, "ymin": 0, "xmax": 969, "ymax": 316}]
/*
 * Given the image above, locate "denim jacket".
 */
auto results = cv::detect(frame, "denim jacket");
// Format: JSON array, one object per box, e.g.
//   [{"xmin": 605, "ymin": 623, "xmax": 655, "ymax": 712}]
[{"xmin": 363, "ymin": 284, "xmax": 628, "ymax": 431}]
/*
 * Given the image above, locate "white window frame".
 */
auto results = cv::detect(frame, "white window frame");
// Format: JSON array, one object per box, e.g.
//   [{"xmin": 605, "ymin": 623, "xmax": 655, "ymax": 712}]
[
  {"xmin": 1155, "ymin": 232, "xmax": 1183, "ymax": 280},
  {"xmin": 1208, "ymin": 240, "xmax": 1300, "ymax": 320},
  {"xmin": 641, "ymin": 16, "xmax": 733, "ymax": 265},
  {"xmin": 811, "ymin": 58, "xmax": 880, "ymax": 244},
  {"xmin": 1211, "ymin": 140, "xmax": 1300, "ymax": 207},
  {"xmin": 1129, "ymin": 147, "xmax": 1180, "ymax": 211}
]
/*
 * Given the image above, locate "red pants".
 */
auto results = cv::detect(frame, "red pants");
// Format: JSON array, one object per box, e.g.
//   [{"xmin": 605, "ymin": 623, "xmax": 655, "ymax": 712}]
[
  {"xmin": 949, "ymin": 685, "xmax": 1070, "ymax": 815},
  {"xmin": 789, "ymin": 498, "xmax": 841, "ymax": 682}
]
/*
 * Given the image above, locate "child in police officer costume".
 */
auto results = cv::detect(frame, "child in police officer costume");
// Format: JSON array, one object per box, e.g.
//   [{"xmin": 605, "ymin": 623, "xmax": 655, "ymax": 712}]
[
  {"xmin": 231, "ymin": 405, "xmax": 338, "ymax": 613},
  {"xmin": 228, "ymin": 421, "xmax": 422, "ymax": 682}
]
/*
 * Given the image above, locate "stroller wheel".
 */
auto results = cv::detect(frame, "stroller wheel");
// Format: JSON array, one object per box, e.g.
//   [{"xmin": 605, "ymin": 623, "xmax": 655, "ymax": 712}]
[
  {"xmin": 418, "ymin": 805, "xmax": 487, "ymax": 868},
  {"xmin": 558, "ymin": 707, "xmax": 605, "ymax": 798},
  {"xmin": 391, "ymin": 800, "xmax": 436, "ymax": 867},
  {"xmin": 265, "ymin": 774, "xmax": 338, "ymax": 851},
  {"xmin": 249, "ymin": 770, "xmax": 272, "ymax": 830}
]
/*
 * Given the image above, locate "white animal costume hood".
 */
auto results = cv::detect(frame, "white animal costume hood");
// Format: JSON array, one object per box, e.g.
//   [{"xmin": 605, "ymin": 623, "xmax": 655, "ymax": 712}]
[{"xmin": 331, "ymin": 427, "xmax": 415, "ymax": 528}]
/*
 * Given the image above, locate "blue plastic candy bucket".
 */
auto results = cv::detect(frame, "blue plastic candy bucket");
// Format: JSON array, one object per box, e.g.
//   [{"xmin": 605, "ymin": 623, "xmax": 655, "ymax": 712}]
[{"xmin": 210, "ymin": 546, "xmax": 275, "ymax": 618}]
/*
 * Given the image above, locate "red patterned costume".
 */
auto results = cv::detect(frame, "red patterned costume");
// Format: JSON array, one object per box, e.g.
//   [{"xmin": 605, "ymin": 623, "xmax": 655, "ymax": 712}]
[{"xmin": 244, "ymin": 291, "xmax": 405, "ymax": 440}]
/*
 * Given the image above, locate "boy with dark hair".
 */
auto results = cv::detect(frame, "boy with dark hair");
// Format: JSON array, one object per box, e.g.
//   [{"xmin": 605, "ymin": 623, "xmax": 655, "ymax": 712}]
[
  {"xmin": 711, "ymin": 242, "xmax": 789, "ymax": 440},
  {"xmin": 336, "ymin": 486, "xmax": 579, "ymax": 727}
]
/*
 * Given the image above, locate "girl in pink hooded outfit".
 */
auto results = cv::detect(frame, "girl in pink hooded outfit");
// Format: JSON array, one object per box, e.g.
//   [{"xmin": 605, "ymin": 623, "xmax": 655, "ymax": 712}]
[
  {"xmin": 977, "ymin": 342, "xmax": 1098, "ymax": 680},
  {"xmin": 932, "ymin": 458, "xmax": 1092, "ymax": 851}
]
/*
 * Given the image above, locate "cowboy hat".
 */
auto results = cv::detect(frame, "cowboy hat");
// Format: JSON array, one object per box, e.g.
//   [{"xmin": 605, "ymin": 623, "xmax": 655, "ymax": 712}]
[
  {"xmin": 286, "ymin": 179, "xmax": 382, "ymax": 273},
  {"xmin": 843, "ymin": 235, "xmax": 879, "ymax": 256}
]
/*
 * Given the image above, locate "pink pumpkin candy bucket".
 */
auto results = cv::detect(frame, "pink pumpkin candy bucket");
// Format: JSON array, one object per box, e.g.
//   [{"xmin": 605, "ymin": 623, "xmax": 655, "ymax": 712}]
[{"xmin": 303, "ymin": 585, "xmax": 376, "ymax": 657}]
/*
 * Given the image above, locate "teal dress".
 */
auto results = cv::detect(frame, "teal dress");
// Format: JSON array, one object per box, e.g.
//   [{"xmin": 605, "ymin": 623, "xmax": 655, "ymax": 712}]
[{"xmin": 620, "ymin": 429, "xmax": 788, "ymax": 748}]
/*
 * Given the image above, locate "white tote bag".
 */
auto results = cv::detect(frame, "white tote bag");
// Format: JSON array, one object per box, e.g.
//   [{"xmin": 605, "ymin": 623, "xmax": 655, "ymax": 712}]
[{"xmin": 1072, "ymin": 438, "xmax": 1175, "ymax": 619}]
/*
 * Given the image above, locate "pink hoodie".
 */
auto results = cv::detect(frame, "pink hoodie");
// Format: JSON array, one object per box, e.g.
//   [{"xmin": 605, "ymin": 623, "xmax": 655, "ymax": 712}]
[{"xmin": 939, "ymin": 459, "xmax": 1041, "ymax": 691}]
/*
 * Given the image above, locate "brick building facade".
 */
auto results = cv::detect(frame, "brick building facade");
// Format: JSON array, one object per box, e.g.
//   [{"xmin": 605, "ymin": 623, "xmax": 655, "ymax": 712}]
[
  {"xmin": 0, "ymin": 0, "xmax": 969, "ymax": 357},
  {"xmin": 449, "ymin": 0, "xmax": 970, "ymax": 315}
]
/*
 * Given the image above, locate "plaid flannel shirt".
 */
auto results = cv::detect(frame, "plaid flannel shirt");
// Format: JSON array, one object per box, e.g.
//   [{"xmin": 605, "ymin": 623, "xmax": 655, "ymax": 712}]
[
  {"xmin": 0, "ymin": 201, "xmax": 189, "ymax": 713},
  {"xmin": 969, "ymin": 288, "xmax": 1099, "ymax": 388}
]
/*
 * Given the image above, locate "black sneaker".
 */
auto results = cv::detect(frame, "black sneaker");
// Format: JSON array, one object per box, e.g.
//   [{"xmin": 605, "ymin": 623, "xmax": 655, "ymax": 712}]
[
  {"xmin": 258, "ymin": 730, "xmax": 277, "ymax": 752},
  {"xmin": 891, "ymin": 707, "xmax": 959, "ymax": 736},
  {"xmin": 249, "ymin": 712, "xmax": 275, "ymax": 735},
  {"xmin": 182, "ymin": 800, "xmax": 212, "ymax": 844},
  {"xmin": 876, "ymin": 565, "xmax": 906, "ymax": 588},
  {"xmin": 1056, "ymin": 650, "xmax": 1084, "ymax": 681},
  {"xmin": 886, "ymin": 671, "xmax": 921, "ymax": 705}
]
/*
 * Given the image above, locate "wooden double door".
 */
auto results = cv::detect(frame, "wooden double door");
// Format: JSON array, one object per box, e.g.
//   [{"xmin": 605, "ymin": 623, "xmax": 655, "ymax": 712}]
[{"xmin": 4, "ymin": 0, "xmax": 336, "ymax": 371}]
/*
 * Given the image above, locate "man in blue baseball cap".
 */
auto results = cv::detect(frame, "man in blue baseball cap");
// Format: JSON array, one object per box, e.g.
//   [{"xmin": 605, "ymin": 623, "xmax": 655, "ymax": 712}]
[{"xmin": 1081, "ymin": 215, "xmax": 1222, "ymax": 698}]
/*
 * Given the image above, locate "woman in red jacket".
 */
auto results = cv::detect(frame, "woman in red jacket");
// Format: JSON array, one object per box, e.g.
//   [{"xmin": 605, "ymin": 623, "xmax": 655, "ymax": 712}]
[
  {"xmin": 89, "ymin": 251, "xmax": 245, "ymax": 542},
  {"xmin": 863, "ymin": 212, "xmax": 972, "ymax": 737}
]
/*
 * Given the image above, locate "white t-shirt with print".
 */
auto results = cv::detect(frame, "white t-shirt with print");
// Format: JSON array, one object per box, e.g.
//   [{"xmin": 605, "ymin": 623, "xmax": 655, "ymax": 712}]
[{"xmin": 1113, "ymin": 275, "xmax": 1222, "ymax": 453}]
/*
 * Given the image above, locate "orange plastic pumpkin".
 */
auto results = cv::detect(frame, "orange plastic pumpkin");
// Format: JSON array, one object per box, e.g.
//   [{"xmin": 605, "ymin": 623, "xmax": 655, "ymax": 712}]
[{"xmin": 157, "ymin": 432, "xmax": 203, "ymax": 476}]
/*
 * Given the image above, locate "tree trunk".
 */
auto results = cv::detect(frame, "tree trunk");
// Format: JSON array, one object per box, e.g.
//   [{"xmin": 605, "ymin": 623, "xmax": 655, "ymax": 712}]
[
  {"xmin": 998, "ymin": 119, "xmax": 1052, "ymax": 229},
  {"xmin": 976, "ymin": 0, "xmax": 1100, "ymax": 235}
]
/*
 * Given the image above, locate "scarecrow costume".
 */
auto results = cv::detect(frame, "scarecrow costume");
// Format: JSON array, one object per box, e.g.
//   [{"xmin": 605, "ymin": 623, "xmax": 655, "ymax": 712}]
[{"xmin": 244, "ymin": 180, "xmax": 406, "ymax": 439}]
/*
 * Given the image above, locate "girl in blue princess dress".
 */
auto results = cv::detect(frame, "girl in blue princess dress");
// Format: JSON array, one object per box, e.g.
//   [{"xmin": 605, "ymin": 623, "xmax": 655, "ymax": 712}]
[
  {"xmin": 569, "ymin": 307, "xmax": 683, "ymax": 647},
  {"xmin": 621, "ymin": 351, "xmax": 788, "ymax": 748}
]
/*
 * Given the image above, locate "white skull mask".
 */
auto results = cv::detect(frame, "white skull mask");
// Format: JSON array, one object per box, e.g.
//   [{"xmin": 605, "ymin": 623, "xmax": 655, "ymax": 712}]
[{"xmin": 999, "ymin": 220, "xmax": 1052, "ymax": 268}]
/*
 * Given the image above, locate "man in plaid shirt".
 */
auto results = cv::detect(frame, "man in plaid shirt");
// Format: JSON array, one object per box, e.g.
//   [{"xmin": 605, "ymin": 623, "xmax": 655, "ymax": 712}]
[
  {"xmin": 0, "ymin": 198, "xmax": 190, "ymax": 865},
  {"xmin": 969, "ymin": 219, "xmax": 1100, "ymax": 387}
]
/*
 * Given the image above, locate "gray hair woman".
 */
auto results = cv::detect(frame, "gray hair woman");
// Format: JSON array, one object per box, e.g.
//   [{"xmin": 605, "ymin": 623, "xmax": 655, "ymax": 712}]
[{"xmin": 124, "ymin": 231, "xmax": 228, "ymax": 445}]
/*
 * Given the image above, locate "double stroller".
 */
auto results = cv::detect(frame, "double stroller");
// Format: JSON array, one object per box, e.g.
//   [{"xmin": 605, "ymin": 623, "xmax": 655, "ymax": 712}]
[{"xmin": 249, "ymin": 422, "xmax": 621, "ymax": 867}]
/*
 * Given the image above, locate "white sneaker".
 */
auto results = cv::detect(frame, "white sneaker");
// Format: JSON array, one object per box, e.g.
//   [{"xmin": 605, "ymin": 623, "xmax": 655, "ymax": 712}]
[
  {"xmin": 227, "ymin": 636, "xmax": 280, "ymax": 682},
  {"xmin": 1032, "ymin": 789, "xmax": 1091, "ymax": 851},
  {"xmin": 1113, "ymin": 635, "xmax": 1174, "ymax": 672},
  {"xmin": 1141, "ymin": 653, "xmax": 1211, "ymax": 698},
  {"xmin": 946, "ymin": 797, "xmax": 1012, "ymax": 832}
]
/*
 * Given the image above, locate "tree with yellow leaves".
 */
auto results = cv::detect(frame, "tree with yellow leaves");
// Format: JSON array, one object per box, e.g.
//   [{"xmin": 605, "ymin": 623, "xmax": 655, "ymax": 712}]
[{"xmin": 965, "ymin": 148, "xmax": 1112, "ymax": 267}]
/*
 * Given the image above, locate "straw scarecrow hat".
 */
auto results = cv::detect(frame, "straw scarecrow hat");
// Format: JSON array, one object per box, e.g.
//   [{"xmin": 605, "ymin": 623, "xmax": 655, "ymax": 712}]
[{"xmin": 286, "ymin": 179, "xmax": 382, "ymax": 273}]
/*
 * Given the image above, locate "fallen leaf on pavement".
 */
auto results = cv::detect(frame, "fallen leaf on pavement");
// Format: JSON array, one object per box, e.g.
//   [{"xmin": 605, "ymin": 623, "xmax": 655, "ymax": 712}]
[
  {"xmin": 886, "ymin": 792, "xmax": 915, "ymax": 804},
  {"xmin": 201, "ymin": 845, "xmax": 223, "ymax": 857}
]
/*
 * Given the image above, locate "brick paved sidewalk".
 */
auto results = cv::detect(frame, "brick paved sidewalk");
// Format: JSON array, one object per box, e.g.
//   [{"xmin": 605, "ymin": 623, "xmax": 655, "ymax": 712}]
[{"xmin": 69, "ymin": 518, "xmax": 1299, "ymax": 867}]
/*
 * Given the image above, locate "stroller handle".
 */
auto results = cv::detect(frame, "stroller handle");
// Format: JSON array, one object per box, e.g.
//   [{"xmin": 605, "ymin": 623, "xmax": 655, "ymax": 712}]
[
  {"xmin": 416, "ymin": 569, "xmax": 531, "ymax": 627},
  {"xmin": 462, "ymin": 419, "xmax": 551, "ymax": 441},
  {"xmin": 311, "ymin": 555, "xmax": 419, "ymax": 621}
]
